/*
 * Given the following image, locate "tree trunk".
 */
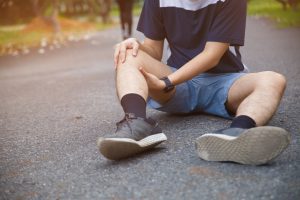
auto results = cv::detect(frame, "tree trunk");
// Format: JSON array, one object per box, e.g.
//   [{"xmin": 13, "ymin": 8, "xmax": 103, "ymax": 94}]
[
  {"xmin": 88, "ymin": 0, "xmax": 96, "ymax": 21},
  {"xmin": 31, "ymin": 0, "xmax": 61, "ymax": 34},
  {"xmin": 276, "ymin": 0, "xmax": 299, "ymax": 10},
  {"xmin": 50, "ymin": 0, "xmax": 61, "ymax": 34},
  {"xmin": 288, "ymin": 0, "xmax": 299, "ymax": 10},
  {"xmin": 97, "ymin": 0, "xmax": 112, "ymax": 24},
  {"xmin": 276, "ymin": 0, "xmax": 288, "ymax": 10}
]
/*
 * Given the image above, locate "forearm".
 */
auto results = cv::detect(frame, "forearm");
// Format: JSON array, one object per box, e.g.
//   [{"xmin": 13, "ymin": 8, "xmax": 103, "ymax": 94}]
[
  {"xmin": 139, "ymin": 41, "xmax": 163, "ymax": 61},
  {"xmin": 168, "ymin": 42, "xmax": 229, "ymax": 85},
  {"xmin": 168, "ymin": 51, "xmax": 218, "ymax": 85}
]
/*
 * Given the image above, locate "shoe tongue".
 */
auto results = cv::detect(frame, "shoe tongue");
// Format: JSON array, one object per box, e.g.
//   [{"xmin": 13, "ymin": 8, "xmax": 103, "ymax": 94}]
[
  {"xmin": 125, "ymin": 113, "xmax": 156, "ymax": 125},
  {"xmin": 145, "ymin": 117, "xmax": 156, "ymax": 125}
]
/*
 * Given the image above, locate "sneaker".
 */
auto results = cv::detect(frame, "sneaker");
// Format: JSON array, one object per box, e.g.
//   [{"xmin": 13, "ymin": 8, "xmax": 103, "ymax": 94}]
[
  {"xmin": 97, "ymin": 113, "xmax": 167, "ymax": 160},
  {"xmin": 195, "ymin": 126, "xmax": 291, "ymax": 165}
]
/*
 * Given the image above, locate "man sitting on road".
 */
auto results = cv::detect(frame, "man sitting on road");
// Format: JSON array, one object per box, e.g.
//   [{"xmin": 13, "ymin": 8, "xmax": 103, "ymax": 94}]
[{"xmin": 97, "ymin": 0, "xmax": 291, "ymax": 165}]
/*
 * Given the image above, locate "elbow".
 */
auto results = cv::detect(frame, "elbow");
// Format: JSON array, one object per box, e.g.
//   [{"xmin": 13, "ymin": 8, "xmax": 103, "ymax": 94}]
[
  {"xmin": 154, "ymin": 54, "xmax": 163, "ymax": 61},
  {"xmin": 147, "ymin": 49, "xmax": 162, "ymax": 61},
  {"xmin": 203, "ymin": 50, "xmax": 223, "ymax": 69},
  {"xmin": 203, "ymin": 42, "xmax": 229, "ymax": 69},
  {"xmin": 154, "ymin": 50, "xmax": 163, "ymax": 61}
]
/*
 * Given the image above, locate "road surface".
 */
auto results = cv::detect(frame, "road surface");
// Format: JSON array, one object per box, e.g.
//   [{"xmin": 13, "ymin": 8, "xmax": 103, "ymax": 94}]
[{"xmin": 0, "ymin": 17, "xmax": 300, "ymax": 200}]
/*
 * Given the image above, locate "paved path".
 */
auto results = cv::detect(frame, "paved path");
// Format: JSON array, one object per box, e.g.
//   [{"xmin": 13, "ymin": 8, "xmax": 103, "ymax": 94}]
[{"xmin": 0, "ymin": 17, "xmax": 300, "ymax": 200}]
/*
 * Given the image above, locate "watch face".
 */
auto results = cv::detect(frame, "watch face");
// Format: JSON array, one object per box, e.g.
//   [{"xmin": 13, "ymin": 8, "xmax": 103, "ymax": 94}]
[{"xmin": 164, "ymin": 85, "xmax": 175, "ymax": 93}]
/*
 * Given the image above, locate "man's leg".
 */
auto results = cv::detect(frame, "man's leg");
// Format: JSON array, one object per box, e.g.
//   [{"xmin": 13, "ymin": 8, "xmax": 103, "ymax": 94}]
[
  {"xmin": 116, "ymin": 49, "xmax": 175, "ymax": 106},
  {"xmin": 195, "ymin": 71, "xmax": 291, "ymax": 165},
  {"xmin": 226, "ymin": 71, "xmax": 286, "ymax": 126},
  {"xmin": 98, "ymin": 50, "xmax": 175, "ymax": 160}
]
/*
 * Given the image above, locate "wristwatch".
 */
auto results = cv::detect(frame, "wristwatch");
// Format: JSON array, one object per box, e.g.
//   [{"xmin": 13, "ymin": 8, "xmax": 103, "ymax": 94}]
[{"xmin": 160, "ymin": 76, "xmax": 175, "ymax": 93}]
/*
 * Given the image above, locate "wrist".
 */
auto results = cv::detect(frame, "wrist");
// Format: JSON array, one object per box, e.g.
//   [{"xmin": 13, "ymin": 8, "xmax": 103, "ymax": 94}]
[{"xmin": 160, "ymin": 76, "xmax": 175, "ymax": 93}]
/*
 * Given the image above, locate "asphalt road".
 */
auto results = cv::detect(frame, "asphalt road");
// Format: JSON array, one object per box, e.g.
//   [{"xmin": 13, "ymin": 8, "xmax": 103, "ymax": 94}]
[{"xmin": 0, "ymin": 17, "xmax": 300, "ymax": 200}]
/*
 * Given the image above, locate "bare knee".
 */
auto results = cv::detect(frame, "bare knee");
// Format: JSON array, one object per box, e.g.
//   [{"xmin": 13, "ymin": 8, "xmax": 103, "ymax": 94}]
[
  {"xmin": 256, "ymin": 71, "xmax": 287, "ymax": 93},
  {"xmin": 117, "ymin": 49, "xmax": 145, "ymax": 69}
]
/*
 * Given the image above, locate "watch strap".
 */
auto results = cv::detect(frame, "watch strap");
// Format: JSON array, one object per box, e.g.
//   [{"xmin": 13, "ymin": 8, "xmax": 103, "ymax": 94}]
[{"xmin": 161, "ymin": 77, "xmax": 175, "ymax": 93}]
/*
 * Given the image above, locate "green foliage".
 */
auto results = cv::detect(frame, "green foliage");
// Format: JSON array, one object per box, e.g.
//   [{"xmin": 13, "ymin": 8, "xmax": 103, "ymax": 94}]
[
  {"xmin": 248, "ymin": 0, "xmax": 300, "ymax": 28},
  {"xmin": 0, "ymin": 29, "xmax": 48, "ymax": 47}
]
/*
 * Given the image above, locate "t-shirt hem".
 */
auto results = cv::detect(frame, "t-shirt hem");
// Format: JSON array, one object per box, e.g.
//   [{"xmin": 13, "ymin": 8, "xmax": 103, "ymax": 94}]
[
  {"xmin": 136, "ymin": 28, "xmax": 165, "ymax": 41},
  {"xmin": 207, "ymin": 36, "xmax": 244, "ymax": 46}
]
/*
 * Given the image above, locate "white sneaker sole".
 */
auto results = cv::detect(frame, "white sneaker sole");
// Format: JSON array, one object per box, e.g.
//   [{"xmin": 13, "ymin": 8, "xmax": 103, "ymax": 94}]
[
  {"xmin": 97, "ymin": 133, "xmax": 167, "ymax": 160},
  {"xmin": 195, "ymin": 126, "xmax": 291, "ymax": 165}
]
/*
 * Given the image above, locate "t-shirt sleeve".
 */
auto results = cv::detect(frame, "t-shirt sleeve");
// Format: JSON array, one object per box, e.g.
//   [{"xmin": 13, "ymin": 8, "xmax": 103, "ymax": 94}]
[
  {"xmin": 207, "ymin": 0, "xmax": 247, "ymax": 46},
  {"xmin": 137, "ymin": 0, "xmax": 166, "ymax": 40}
]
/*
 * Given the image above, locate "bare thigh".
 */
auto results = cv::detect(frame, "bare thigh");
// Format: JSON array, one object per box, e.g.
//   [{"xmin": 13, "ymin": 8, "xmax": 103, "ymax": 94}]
[
  {"xmin": 226, "ymin": 71, "xmax": 285, "ymax": 114},
  {"xmin": 226, "ymin": 73, "xmax": 257, "ymax": 114}
]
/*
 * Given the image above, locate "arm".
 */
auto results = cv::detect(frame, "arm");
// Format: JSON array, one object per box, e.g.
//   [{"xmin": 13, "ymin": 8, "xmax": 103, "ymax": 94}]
[
  {"xmin": 139, "ymin": 38, "xmax": 164, "ymax": 61},
  {"xmin": 168, "ymin": 42, "xmax": 229, "ymax": 85},
  {"xmin": 139, "ymin": 41, "xmax": 229, "ymax": 92}
]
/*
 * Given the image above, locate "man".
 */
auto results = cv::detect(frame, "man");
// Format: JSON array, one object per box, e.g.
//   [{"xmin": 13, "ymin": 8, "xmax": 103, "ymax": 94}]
[
  {"xmin": 97, "ymin": 0, "xmax": 291, "ymax": 165},
  {"xmin": 116, "ymin": 0, "xmax": 134, "ymax": 40}
]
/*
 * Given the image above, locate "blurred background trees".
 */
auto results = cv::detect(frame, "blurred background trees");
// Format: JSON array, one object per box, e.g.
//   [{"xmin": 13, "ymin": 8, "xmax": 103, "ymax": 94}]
[
  {"xmin": 248, "ymin": 0, "xmax": 300, "ymax": 28},
  {"xmin": 0, "ymin": 0, "xmax": 114, "ymax": 30},
  {"xmin": 276, "ymin": 0, "xmax": 299, "ymax": 10},
  {"xmin": 0, "ymin": 0, "xmax": 143, "ymax": 56},
  {"xmin": 0, "ymin": 0, "xmax": 297, "ymax": 56}
]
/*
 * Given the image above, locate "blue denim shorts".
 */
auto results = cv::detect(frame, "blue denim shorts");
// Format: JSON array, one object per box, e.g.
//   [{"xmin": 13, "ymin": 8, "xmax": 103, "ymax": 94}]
[{"xmin": 147, "ymin": 68, "xmax": 247, "ymax": 119}]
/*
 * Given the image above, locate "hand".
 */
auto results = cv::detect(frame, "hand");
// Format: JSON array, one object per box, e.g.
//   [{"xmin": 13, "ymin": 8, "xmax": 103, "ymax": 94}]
[
  {"xmin": 114, "ymin": 38, "xmax": 140, "ymax": 68},
  {"xmin": 139, "ymin": 67, "xmax": 165, "ymax": 91}
]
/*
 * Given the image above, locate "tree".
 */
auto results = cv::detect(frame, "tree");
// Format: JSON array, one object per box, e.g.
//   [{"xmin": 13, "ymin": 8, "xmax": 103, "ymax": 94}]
[
  {"xmin": 57, "ymin": 0, "xmax": 112, "ymax": 23},
  {"xmin": 0, "ymin": 0, "xmax": 114, "ymax": 26},
  {"xmin": 96, "ymin": 0, "xmax": 112, "ymax": 23},
  {"xmin": 31, "ymin": 0, "xmax": 61, "ymax": 34},
  {"xmin": 276, "ymin": 0, "xmax": 299, "ymax": 11},
  {"xmin": 0, "ymin": 0, "xmax": 34, "ymax": 25}
]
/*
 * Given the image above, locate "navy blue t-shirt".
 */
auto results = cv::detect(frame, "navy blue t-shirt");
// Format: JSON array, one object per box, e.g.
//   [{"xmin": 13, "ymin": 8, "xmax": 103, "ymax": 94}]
[{"xmin": 137, "ymin": 0, "xmax": 247, "ymax": 73}]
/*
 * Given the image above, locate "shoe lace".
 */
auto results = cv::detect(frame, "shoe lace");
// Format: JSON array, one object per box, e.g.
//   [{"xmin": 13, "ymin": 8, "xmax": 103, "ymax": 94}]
[{"xmin": 115, "ymin": 113, "xmax": 137, "ymax": 133}]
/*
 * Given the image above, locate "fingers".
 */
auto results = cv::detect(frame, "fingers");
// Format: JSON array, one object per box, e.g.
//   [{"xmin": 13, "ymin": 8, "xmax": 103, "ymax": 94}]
[
  {"xmin": 114, "ymin": 38, "xmax": 139, "ymax": 68},
  {"xmin": 119, "ymin": 44, "xmax": 127, "ymax": 64},
  {"xmin": 132, "ymin": 42, "xmax": 139, "ymax": 56},
  {"xmin": 139, "ymin": 67, "xmax": 164, "ymax": 90},
  {"xmin": 114, "ymin": 44, "xmax": 121, "ymax": 69},
  {"xmin": 139, "ymin": 67, "xmax": 149, "ymax": 78}
]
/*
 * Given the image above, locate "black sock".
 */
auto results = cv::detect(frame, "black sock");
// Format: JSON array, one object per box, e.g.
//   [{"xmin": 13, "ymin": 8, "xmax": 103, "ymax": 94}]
[
  {"xmin": 120, "ymin": 93, "xmax": 146, "ymax": 118},
  {"xmin": 230, "ymin": 115, "xmax": 256, "ymax": 129}
]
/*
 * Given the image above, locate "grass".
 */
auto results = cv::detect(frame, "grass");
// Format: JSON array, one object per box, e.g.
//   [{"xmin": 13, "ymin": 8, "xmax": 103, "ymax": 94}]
[
  {"xmin": 248, "ymin": 0, "xmax": 300, "ymax": 28},
  {"xmin": 0, "ymin": 21, "xmax": 114, "ymax": 48},
  {"xmin": 0, "ymin": 30, "xmax": 49, "ymax": 47}
]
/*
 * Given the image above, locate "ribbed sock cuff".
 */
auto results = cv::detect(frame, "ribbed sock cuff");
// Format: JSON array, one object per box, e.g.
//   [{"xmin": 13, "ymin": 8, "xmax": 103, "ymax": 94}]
[
  {"xmin": 120, "ymin": 93, "xmax": 146, "ymax": 118},
  {"xmin": 230, "ymin": 115, "xmax": 256, "ymax": 129}
]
